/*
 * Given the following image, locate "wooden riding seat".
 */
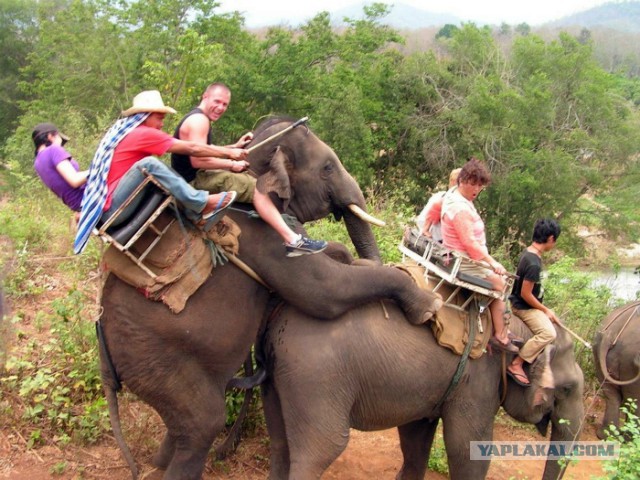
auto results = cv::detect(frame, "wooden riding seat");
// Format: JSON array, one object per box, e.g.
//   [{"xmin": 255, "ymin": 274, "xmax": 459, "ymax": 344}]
[{"xmin": 94, "ymin": 169, "xmax": 177, "ymax": 279}]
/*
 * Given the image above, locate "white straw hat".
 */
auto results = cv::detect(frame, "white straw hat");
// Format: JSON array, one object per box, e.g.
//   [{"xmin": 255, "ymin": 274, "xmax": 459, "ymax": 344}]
[{"xmin": 121, "ymin": 90, "xmax": 177, "ymax": 116}]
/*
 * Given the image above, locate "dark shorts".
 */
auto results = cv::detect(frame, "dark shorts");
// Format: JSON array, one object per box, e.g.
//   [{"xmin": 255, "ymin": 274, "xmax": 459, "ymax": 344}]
[{"xmin": 192, "ymin": 170, "xmax": 256, "ymax": 203}]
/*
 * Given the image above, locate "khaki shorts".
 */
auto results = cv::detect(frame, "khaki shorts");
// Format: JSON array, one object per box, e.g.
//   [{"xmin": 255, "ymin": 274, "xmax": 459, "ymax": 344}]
[
  {"xmin": 193, "ymin": 170, "xmax": 256, "ymax": 203},
  {"xmin": 458, "ymin": 259, "xmax": 492, "ymax": 278}
]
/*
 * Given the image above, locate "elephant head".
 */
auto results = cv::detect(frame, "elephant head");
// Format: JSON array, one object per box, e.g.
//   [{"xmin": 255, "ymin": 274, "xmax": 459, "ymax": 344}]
[
  {"xmin": 247, "ymin": 117, "xmax": 381, "ymax": 261},
  {"xmin": 501, "ymin": 318, "xmax": 585, "ymax": 480}
]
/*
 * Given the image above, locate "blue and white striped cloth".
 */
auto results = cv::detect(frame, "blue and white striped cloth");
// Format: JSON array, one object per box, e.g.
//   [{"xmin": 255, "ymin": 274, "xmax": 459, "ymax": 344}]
[{"xmin": 73, "ymin": 113, "xmax": 149, "ymax": 254}]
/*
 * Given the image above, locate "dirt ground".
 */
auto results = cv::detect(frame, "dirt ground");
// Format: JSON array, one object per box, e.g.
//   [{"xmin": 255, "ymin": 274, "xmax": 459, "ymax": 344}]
[
  {"xmin": 0, "ymin": 230, "xmax": 616, "ymax": 480},
  {"xmin": 0, "ymin": 415, "xmax": 608, "ymax": 480}
]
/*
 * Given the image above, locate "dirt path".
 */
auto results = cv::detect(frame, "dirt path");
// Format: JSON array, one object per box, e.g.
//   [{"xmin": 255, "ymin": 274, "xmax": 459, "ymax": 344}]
[{"xmin": 1, "ymin": 413, "xmax": 607, "ymax": 480}]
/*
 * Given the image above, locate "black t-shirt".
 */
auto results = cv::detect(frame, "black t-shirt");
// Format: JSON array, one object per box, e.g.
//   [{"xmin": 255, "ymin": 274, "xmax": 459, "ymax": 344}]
[
  {"xmin": 171, "ymin": 107, "xmax": 212, "ymax": 183},
  {"xmin": 509, "ymin": 250, "xmax": 543, "ymax": 310}
]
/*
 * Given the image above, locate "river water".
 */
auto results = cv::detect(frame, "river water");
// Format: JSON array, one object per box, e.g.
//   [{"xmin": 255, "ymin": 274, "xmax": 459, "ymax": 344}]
[{"xmin": 591, "ymin": 267, "xmax": 640, "ymax": 301}]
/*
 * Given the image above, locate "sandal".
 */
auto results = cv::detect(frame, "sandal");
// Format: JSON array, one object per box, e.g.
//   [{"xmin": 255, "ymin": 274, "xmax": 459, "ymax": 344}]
[
  {"xmin": 508, "ymin": 332, "xmax": 525, "ymax": 348},
  {"xmin": 507, "ymin": 368, "xmax": 531, "ymax": 387},
  {"xmin": 201, "ymin": 191, "xmax": 237, "ymax": 232},
  {"xmin": 489, "ymin": 336, "xmax": 520, "ymax": 354}
]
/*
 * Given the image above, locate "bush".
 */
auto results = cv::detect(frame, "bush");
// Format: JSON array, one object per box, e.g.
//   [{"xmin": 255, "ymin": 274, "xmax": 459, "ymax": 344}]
[
  {"xmin": 0, "ymin": 288, "xmax": 108, "ymax": 446},
  {"xmin": 544, "ymin": 256, "xmax": 618, "ymax": 385},
  {"xmin": 599, "ymin": 399, "xmax": 640, "ymax": 480}
]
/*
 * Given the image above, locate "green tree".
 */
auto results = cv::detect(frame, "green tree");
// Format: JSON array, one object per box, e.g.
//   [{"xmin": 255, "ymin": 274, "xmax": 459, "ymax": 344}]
[
  {"xmin": 514, "ymin": 22, "xmax": 530, "ymax": 36},
  {"xmin": 0, "ymin": 0, "xmax": 37, "ymax": 145},
  {"xmin": 436, "ymin": 23, "xmax": 459, "ymax": 40}
]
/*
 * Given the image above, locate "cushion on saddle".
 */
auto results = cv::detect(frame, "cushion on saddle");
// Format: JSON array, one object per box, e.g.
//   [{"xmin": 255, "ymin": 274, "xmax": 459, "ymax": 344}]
[
  {"xmin": 428, "ymin": 276, "xmax": 492, "ymax": 359},
  {"xmin": 101, "ymin": 214, "xmax": 241, "ymax": 313}
]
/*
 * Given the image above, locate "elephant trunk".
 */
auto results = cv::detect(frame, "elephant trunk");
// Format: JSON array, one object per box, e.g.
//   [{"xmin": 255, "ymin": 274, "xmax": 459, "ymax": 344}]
[
  {"xmin": 541, "ymin": 368, "xmax": 585, "ymax": 480},
  {"xmin": 343, "ymin": 208, "xmax": 382, "ymax": 263}
]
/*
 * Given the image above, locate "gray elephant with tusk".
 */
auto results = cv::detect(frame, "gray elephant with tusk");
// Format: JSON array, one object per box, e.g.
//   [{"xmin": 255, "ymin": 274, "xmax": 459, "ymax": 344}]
[
  {"xmin": 593, "ymin": 300, "xmax": 640, "ymax": 440},
  {"xmin": 98, "ymin": 117, "xmax": 443, "ymax": 480}
]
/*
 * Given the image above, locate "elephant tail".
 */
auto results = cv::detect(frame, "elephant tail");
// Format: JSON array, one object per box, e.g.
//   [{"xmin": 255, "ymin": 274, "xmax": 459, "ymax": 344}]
[
  {"xmin": 598, "ymin": 337, "xmax": 640, "ymax": 387},
  {"xmin": 104, "ymin": 383, "xmax": 138, "ymax": 480},
  {"xmin": 226, "ymin": 367, "xmax": 267, "ymax": 389},
  {"xmin": 96, "ymin": 321, "xmax": 138, "ymax": 479}
]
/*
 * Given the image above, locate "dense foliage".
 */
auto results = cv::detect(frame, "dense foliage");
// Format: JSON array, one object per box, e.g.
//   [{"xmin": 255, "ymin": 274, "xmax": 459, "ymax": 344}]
[{"xmin": 0, "ymin": 1, "xmax": 639, "ymax": 261}]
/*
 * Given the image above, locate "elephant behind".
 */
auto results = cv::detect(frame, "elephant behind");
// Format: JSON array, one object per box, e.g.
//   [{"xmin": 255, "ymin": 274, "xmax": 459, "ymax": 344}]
[
  {"xmin": 98, "ymin": 117, "xmax": 442, "ymax": 480},
  {"xmin": 261, "ymin": 284, "xmax": 584, "ymax": 480},
  {"xmin": 593, "ymin": 300, "xmax": 640, "ymax": 439}
]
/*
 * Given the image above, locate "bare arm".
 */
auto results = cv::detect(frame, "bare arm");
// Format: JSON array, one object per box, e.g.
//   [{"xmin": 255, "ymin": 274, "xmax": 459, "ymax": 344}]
[
  {"xmin": 452, "ymin": 210, "xmax": 506, "ymax": 274},
  {"xmin": 520, "ymin": 280, "xmax": 559, "ymax": 322},
  {"xmin": 56, "ymin": 160, "xmax": 88, "ymax": 188},
  {"xmin": 178, "ymin": 114, "xmax": 249, "ymax": 170},
  {"xmin": 167, "ymin": 138, "xmax": 248, "ymax": 163}
]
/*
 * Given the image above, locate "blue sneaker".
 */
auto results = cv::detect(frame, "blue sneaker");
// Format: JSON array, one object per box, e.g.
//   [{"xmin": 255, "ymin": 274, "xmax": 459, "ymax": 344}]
[{"xmin": 285, "ymin": 236, "xmax": 328, "ymax": 257}]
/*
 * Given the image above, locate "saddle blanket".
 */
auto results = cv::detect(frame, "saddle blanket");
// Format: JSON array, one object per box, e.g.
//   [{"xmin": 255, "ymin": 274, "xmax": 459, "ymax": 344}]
[
  {"xmin": 395, "ymin": 262, "xmax": 492, "ymax": 359},
  {"xmin": 101, "ymin": 214, "xmax": 240, "ymax": 313}
]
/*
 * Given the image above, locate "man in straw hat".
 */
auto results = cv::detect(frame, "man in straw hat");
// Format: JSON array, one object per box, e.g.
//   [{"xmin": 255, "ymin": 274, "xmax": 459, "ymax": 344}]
[
  {"xmin": 172, "ymin": 82, "xmax": 327, "ymax": 257},
  {"xmin": 74, "ymin": 90, "xmax": 247, "ymax": 254}
]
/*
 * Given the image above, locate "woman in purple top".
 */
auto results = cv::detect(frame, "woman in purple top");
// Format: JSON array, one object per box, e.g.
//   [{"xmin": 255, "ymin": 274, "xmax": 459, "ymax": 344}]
[{"xmin": 33, "ymin": 123, "xmax": 88, "ymax": 212}]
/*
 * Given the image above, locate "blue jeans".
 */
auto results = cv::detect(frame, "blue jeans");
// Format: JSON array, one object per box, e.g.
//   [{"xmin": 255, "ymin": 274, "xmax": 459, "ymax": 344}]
[{"xmin": 102, "ymin": 157, "xmax": 207, "ymax": 226}]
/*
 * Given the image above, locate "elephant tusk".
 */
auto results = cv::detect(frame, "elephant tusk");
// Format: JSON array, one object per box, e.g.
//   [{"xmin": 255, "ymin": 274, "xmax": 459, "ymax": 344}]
[{"xmin": 348, "ymin": 204, "xmax": 386, "ymax": 227}]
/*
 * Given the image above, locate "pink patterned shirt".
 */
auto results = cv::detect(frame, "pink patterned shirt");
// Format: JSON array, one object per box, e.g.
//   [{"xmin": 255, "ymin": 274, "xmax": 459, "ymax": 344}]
[{"xmin": 440, "ymin": 188, "xmax": 488, "ymax": 261}]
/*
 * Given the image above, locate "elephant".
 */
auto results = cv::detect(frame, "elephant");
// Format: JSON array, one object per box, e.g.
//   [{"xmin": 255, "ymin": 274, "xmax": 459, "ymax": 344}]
[
  {"xmin": 261, "ymin": 278, "xmax": 585, "ymax": 480},
  {"xmin": 593, "ymin": 300, "xmax": 640, "ymax": 440},
  {"xmin": 98, "ymin": 117, "xmax": 442, "ymax": 480}
]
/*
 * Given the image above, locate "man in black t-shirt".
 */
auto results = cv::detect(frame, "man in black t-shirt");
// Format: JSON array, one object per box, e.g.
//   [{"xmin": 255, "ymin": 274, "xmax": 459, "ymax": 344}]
[{"xmin": 507, "ymin": 218, "xmax": 562, "ymax": 386}]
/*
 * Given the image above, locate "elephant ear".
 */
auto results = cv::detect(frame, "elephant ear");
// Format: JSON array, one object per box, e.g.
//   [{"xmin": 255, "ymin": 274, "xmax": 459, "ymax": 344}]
[{"xmin": 256, "ymin": 146, "xmax": 292, "ymax": 210}]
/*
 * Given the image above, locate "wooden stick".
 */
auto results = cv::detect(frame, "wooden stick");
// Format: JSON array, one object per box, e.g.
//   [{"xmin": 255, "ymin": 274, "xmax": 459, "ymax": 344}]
[
  {"xmin": 247, "ymin": 116, "xmax": 309, "ymax": 153},
  {"xmin": 556, "ymin": 321, "xmax": 592, "ymax": 349}
]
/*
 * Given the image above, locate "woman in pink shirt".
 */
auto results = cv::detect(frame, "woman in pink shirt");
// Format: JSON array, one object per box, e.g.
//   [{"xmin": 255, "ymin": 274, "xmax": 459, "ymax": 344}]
[{"xmin": 441, "ymin": 158, "xmax": 518, "ymax": 353}]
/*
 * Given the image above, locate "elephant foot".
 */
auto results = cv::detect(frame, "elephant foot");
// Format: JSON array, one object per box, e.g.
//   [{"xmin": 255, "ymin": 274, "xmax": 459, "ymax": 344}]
[
  {"xmin": 152, "ymin": 451, "xmax": 171, "ymax": 470},
  {"xmin": 152, "ymin": 435, "xmax": 175, "ymax": 470},
  {"xmin": 405, "ymin": 293, "xmax": 443, "ymax": 325}
]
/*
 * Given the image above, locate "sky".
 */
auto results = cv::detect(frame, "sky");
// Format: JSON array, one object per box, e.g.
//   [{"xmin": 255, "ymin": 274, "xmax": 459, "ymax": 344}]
[{"xmin": 216, "ymin": 0, "xmax": 609, "ymax": 27}]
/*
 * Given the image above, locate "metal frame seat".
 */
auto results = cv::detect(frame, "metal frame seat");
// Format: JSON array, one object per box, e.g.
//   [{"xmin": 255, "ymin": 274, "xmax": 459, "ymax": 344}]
[
  {"xmin": 399, "ymin": 228, "xmax": 516, "ymax": 319},
  {"xmin": 94, "ymin": 169, "xmax": 177, "ymax": 278}
]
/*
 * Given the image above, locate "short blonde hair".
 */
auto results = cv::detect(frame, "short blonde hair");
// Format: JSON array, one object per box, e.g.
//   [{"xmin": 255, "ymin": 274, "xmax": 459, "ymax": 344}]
[{"xmin": 449, "ymin": 168, "xmax": 462, "ymax": 187}]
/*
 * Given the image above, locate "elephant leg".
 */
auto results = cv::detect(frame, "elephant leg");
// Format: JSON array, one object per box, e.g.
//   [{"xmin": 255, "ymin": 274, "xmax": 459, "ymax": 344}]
[
  {"xmin": 153, "ymin": 432, "xmax": 177, "ymax": 469},
  {"xmin": 598, "ymin": 382, "xmax": 622, "ymax": 439},
  {"xmin": 279, "ymin": 396, "xmax": 350, "ymax": 479},
  {"xmin": 161, "ymin": 411, "xmax": 225, "ymax": 480},
  {"xmin": 442, "ymin": 406, "xmax": 493, "ymax": 480},
  {"xmin": 268, "ymin": 262, "xmax": 442, "ymax": 326},
  {"xmin": 262, "ymin": 382, "xmax": 290, "ymax": 480},
  {"xmin": 151, "ymin": 378, "xmax": 227, "ymax": 480},
  {"xmin": 397, "ymin": 418, "xmax": 439, "ymax": 480},
  {"xmin": 287, "ymin": 431, "xmax": 349, "ymax": 480}
]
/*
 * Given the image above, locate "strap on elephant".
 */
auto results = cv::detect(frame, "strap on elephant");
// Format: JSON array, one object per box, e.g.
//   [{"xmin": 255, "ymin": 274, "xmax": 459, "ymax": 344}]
[
  {"xmin": 602, "ymin": 301, "xmax": 640, "ymax": 343},
  {"xmin": 432, "ymin": 297, "xmax": 478, "ymax": 413},
  {"xmin": 499, "ymin": 351, "xmax": 508, "ymax": 405}
]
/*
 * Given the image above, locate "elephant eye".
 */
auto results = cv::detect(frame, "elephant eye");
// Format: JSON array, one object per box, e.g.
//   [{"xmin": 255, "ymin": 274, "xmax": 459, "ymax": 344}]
[{"xmin": 323, "ymin": 163, "xmax": 333, "ymax": 174}]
